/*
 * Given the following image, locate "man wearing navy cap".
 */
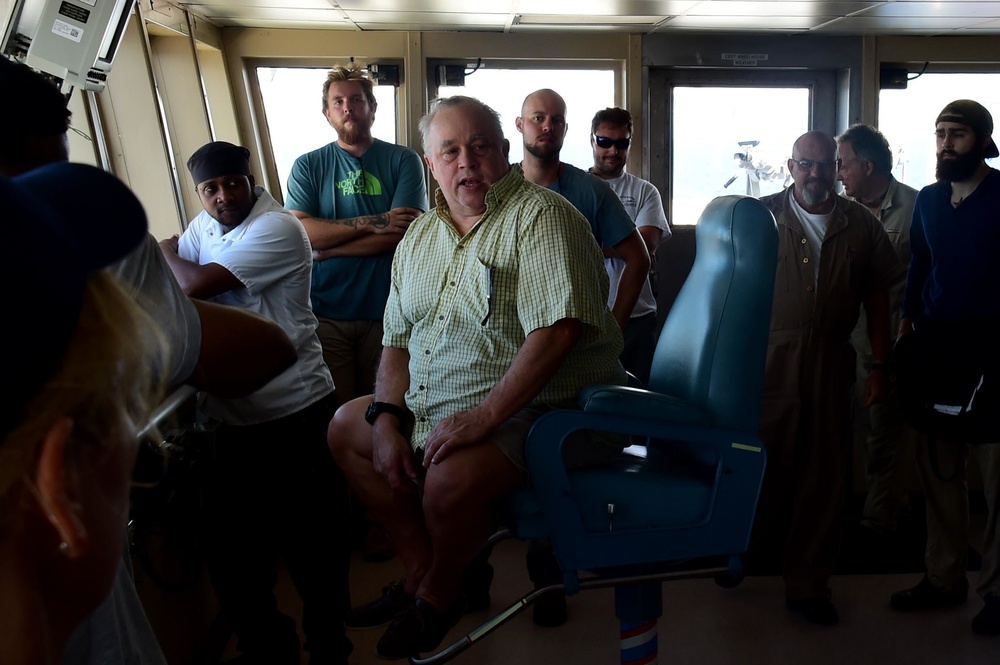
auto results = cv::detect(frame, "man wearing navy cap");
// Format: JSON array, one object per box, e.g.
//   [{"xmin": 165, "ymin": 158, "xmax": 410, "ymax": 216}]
[
  {"xmin": 891, "ymin": 99, "xmax": 1000, "ymax": 636},
  {"xmin": 160, "ymin": 141, "xmax": 351, "ymax": 664}
]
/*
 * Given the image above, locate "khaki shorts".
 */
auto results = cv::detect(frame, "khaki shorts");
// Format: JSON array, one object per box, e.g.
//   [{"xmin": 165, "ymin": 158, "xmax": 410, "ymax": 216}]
[{"xmin": 425, "ymin": 405, "xmax": 624, "ymax": 471}]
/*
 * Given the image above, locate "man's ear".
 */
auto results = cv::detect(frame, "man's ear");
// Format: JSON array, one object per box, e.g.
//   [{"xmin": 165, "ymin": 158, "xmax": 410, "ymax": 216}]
[
  {"xmin": 502, "ymin": 139, "xmax": 510, "ymax": 159},
  {"xmin": 34, "ymin": 417, "xmax": 89, "ymax": 559},
  {"xmin": 424, "ymin": 154, "xmax": 435, "ymax": 178},
  {"xmin": 863, "ymin": 161, "xmax": 874, "ymax": 177},
  {"xmin": 515, "ymin": 117, "xmax": 524, "ymax": 134}
]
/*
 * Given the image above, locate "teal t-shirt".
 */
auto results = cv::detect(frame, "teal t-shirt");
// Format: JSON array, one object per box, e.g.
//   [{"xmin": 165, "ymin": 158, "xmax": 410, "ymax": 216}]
[
  {"xmin": 285, "ymin": 138, "xmax": 427, "ymax": 320},
  {"xmin": 545, "ymin": 163, "xmax": 635, "ymax": 248}
]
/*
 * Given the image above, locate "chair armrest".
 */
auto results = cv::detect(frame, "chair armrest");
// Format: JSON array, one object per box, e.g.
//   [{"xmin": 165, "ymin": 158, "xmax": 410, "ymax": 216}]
[
  {"xmin": 577, "ymin": 385, "xmax": 711, "ymax": 427},
  {"xmin": 522, "ymin": 409, "xmax": 766, "ymax": 572}
]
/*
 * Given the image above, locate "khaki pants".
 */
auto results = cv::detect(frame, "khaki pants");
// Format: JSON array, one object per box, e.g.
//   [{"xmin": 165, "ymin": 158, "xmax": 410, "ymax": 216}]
[
  {"xmin": 917, "ymin": 439, "xmax": 1000, "ymax": 599},
  {"xmin": 316, "ymin": 317, "xmax": 383, "ymax": 405}
]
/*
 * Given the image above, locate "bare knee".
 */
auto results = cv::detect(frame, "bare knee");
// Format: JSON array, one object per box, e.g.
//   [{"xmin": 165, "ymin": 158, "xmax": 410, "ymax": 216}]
[
  {"xmin": 327, "ymin": 395, "xmax": 373, "ymax": 468},
  {"xmin": 422, "ymin": 448, "xmax": 524, "ymax": 524}
]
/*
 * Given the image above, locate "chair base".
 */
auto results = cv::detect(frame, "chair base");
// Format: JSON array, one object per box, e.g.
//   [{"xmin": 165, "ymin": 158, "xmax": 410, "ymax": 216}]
[{"xmin": 408, "ymin": 563, "xmax": 733, "ymax": 665}]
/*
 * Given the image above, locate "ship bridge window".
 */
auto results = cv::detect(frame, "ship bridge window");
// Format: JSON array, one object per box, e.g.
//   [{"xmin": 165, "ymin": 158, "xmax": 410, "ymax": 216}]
[
  {"xmin": 879, "ymin": 73, "xmax": 1000, "ymax": 191},
  {"xmin": 436, "ymin": 68, "xmax": 615, "ymax": 171}
]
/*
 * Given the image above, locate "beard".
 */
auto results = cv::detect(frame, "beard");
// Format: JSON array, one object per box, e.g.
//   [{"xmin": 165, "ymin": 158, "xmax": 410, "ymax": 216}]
[
  {"xmin": 334, "ymin": 115, "xmax": 372, "ymax": 146},
  {"xmin": 936, "ymin": 149, "xmax": 981, "ymax": 182},
  {"xmin": 524, "ymin": 140, "xmax": 561, "ymax": 161},
  {"xmin": 593, "ymin": 155, "xmax": 625, "ymax": 178},
  {"xmin": 800, "ymin": 179, "xmax": 832, "ymax": 206}
]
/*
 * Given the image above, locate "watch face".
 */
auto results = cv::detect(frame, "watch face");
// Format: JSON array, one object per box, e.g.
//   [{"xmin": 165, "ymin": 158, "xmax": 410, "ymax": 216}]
[{"xmin": 365, "ymin": 402, "xmax": 378, "ymax": 424}]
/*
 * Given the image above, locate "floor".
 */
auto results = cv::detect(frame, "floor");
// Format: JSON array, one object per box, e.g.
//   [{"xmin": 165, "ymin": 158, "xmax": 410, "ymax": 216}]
[{"xmin": 135, "ymin": 528, "xmax": 997, "ymax": 665}]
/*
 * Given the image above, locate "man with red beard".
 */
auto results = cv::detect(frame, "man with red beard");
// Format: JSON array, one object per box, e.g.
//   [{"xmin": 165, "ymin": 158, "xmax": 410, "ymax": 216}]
[
  {"xmin": 890, "ymin": 99, "xmax": 1000, "ymax": 636},
  {"xmin": 286, "ymin": 66, "xmax": 427, "ymax": 408},
  {"xmin": 752, "ymin": 130, "xmax": 901, "ymax": 625}
]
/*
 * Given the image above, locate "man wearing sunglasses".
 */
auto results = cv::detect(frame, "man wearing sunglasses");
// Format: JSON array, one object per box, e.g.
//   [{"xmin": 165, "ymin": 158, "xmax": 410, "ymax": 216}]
[
  {"xmin": 517, "ymin": 89, "xmax": 650, "ymax": 334},
  {"xmin": 751, "ymin": 130, "xmax": 901, "ymax": 626},
  {"xmin": 589, "ymin": 107, "xmax": 671, "ymax": 386}
]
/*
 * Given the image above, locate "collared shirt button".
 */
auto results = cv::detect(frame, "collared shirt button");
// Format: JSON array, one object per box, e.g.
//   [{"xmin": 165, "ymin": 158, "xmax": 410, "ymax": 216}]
[
  {"xmin": 450, "ymin": 281, "xmax": 456, "ymax": 286},
  {"xmin": 802, "ymin": 257, "xmax": 810, "ymax": 264},
  {"xmin": 800, "ymin": 238, "xmax": 807, "ymax": 244},
  {"xmin": 419, "ymin": 416, "xmax": 427, "ymax": 423},
  {"xmin": 807, "ymin": 285, "xmax": 815, "ymax": 292},
  {"xmin": 418, "ymin": 385, "xmax": 425, "ymax": 391},
  {"xmin": 424, "ymin": 350, "xmax": 430, "ymax": 355},
  {"xmin": 438, "ymin": 316, "xmax": 444, "ymax": 321}
]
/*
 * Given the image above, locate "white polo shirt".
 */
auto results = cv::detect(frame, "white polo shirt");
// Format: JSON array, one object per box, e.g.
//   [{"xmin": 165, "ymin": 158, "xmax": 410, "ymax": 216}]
[{"xmin": 178, "ymin": 187, "xmax": 333, "ymax": 424}]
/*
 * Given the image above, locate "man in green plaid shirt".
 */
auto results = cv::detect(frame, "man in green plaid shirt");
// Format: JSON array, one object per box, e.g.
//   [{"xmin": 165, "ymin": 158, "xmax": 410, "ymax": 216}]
[{"xmin": 328, "ymin": 95, "xmax": 625, "ymax": 660}]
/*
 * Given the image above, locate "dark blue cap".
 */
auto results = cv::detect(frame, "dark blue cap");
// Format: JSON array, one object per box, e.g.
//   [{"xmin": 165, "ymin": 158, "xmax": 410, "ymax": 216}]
[{"xmin": 0, "ymin": 162, "xmax": 147, "ymax": 436}]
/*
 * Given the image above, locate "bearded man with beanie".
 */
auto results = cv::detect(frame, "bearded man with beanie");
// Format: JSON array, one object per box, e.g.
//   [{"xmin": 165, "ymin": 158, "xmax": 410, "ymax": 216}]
[{"xmin": 890, "ymin": 100, "xmax": 1000, "ymax": 637}]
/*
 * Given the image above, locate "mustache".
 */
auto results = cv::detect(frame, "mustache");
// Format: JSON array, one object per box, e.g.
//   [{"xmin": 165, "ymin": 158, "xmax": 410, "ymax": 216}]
[{"xmin": 939, "ymin": 149, "xmax": 958, "ymax": 157}]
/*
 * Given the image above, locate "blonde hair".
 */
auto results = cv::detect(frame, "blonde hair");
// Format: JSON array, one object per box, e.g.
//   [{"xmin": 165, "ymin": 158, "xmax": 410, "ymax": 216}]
[
  {"xmin": 322, "ymin": 66, "xmax": 376, "ymax": 109},
  {"xmin": 0, "ymin": 271, "xmax": 167, "ymax": 525}
]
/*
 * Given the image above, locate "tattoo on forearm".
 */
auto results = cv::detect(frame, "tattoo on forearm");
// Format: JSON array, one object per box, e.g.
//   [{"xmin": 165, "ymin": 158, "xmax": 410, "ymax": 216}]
[{"xmin": 334, "ymin": 213, "xmax": 390, "ymax": 229}]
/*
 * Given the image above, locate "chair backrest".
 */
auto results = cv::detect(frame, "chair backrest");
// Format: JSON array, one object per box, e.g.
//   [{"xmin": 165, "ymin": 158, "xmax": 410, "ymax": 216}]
[{"xmin": 648, "ymin": 195, "xmax": 778, "ymax": 432}]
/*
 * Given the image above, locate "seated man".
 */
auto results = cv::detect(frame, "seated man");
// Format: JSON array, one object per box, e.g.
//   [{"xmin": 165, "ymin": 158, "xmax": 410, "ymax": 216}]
[
  {"xmin": 159, "ymin": 142, "xmax": 350, "ymax": 665},
  {"xmin": 327, "ymin": 96, "xmax": 626, "ymax": 660}
]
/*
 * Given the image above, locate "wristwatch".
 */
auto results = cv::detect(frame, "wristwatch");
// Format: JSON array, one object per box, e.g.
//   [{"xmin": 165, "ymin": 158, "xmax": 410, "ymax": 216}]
[{"xmin": 364, "ymin": 401, "xmax": 410, "ymax": 426}]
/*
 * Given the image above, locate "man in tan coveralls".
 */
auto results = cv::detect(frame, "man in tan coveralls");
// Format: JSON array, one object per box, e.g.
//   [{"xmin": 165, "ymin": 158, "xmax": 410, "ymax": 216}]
[{"xmin": 752, "ymin": 130, "xmax": 902, "ymax": 625}]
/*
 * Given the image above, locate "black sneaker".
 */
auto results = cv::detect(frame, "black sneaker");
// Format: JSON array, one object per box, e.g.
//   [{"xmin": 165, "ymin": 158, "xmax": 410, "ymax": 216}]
[
  {"xmin": 787, "ymin": 597, "xmax": 839, "ymax": 626},
  {"xmin": 890, "ymin": 575, "xmax": 968, "ymax": 611},
  {"xmin": 375, "ymin": 598, "xmax": 465, "ymax": 660},
  {"xmin": 972, "ymin": 596, "xmax": 1000, "ymax": 636},
  {"xmin": 346, "ymin": 579, "xmax": 412, "ymax": 630}
]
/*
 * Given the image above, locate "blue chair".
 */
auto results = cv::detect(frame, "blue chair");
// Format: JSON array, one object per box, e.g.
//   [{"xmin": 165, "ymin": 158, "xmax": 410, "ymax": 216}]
[{"xmin": 413, "ymin": 194, "xmax": 779, "ymax": 665}]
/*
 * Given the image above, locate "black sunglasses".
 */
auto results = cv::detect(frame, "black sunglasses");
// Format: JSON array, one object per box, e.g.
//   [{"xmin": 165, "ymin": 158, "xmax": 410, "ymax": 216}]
[{"xmin": 594, "ymin": 135, "xmax": 631, "ymax": 150}]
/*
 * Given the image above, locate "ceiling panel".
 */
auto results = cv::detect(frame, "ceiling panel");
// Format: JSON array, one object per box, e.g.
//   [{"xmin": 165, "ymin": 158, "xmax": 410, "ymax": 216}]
[
  {"xmin": 515, "ymin": 14, "xmax": 670, "ymax": 25},
  {"xmin": 814, "ymin": 15, "xmax": 993, "ymax": 33},
  {"xmin": 180, "ymin": 0, "xmax": 338, "ymax": 8},
  {"xmin": 189, "ymin": 7, "xmax": 347, "ymax": 21},
  {"xmin": 172, "ymin": 0, "xmax": 1000, "ymax": 34},
  {"xmin": 683, "ymin": 1, "xmax": 879, "ymax": 17},
  {"xmin": 853, "ymin": 1, "xmax": 1000, "ymax": 18},
  {"xmin": 658, "ymin": 14, "xmax": 832, "ymax": 30},
  {"xmin": 336, "ymin": 0, "xmax": 515, "ymax": 10},
  {"xmin": 345, "ymin": 11, "xmax": 509, "ymax": 27}
]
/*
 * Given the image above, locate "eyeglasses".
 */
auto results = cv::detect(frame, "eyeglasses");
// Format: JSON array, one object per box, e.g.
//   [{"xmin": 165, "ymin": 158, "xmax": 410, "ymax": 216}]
[
  {"xmin": 792, "ymin": 159, "xmax": 837, "ymax": 171},
  {"xmin": 594, "ymin": 135, "xmax": 631, "ymax": 150}
]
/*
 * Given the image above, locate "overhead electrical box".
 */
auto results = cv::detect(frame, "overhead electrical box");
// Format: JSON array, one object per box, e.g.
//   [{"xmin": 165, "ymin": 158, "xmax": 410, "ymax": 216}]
[{"xmin": 2, "ymin": 0, "xmax": 137, "ymax": 91}]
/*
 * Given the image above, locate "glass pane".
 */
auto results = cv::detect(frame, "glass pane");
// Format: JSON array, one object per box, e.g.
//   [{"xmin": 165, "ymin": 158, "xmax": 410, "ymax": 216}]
[
  {"xmin": 257, "ymin": 67, "xmax": 398, "ymax": 200},
  {"xmin": 671, "ymin": 86, "xmax": 810, "ymax": 225},
  {"xmin": 438, "ymin": 68, "xmax": 615, "ymax": 171},
  {"xmin": 879, "ymin": 74, "xmax": 1000, "ymax": 191}
]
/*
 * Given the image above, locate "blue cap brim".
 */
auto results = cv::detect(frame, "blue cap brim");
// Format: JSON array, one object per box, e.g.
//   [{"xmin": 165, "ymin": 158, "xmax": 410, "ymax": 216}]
[{"xmin": 0, "ymin": 163, "xmax": 147, "ymax": 436}]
